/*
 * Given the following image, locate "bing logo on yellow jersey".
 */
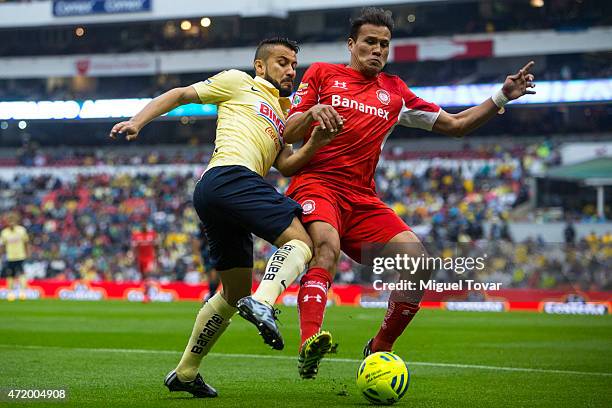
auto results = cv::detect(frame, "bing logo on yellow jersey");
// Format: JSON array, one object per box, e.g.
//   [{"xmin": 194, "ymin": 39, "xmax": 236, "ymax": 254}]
[{"xmin": 258, "ymin": 102, "xmax": 285, "ymax": 135}]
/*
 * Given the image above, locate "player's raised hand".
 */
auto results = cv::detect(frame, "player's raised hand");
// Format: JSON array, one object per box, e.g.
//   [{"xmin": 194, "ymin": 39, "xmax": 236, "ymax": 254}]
[
  {"xmin": 109, "ymin": 120, "xmax": 140, "ymax": 141},
  {"xmin": 309, "ymin": 104, "xmax": 343, "ymax": 133},
  {"xmin": 502, "ymin": 61, "xmax": 536, "ymax": 101}
]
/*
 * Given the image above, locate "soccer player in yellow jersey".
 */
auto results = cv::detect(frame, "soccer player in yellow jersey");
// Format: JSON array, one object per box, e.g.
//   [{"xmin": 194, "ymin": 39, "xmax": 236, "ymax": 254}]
[
  {"xmin": 0, "ymin": 213, "xmax": 30, "ymax": 299},
  {"xmin": 110, "ymin": 38, "xmax": 338, "ymax": 398}
]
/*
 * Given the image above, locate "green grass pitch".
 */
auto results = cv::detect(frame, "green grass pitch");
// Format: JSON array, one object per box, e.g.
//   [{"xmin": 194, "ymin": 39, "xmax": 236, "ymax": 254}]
[{"xmin": 0, "ymin": 299, "xmax": 610, "ymax": 407}]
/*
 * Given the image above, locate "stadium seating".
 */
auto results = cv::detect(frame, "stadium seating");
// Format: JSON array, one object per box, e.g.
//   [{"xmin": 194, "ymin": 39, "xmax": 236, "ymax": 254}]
[{"xmin": 1, "ymin": 143, "xmax": 608, "ymax": 290}]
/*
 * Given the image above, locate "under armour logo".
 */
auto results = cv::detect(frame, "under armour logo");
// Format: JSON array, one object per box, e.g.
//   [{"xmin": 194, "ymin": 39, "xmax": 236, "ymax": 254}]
[
  {"xmin": 332, "ymin": 80, "xmax": 347, "ymax": 90},
  {"xmin": 303, "ymin": 294, "xmax": 322, "ymax": 303}
]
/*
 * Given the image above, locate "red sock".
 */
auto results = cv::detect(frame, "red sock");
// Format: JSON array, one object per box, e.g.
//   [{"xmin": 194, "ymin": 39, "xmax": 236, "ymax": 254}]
[
  {"xmin": 371, "ymin": 301, "xmax": 420, "ymax": 352},
  {"xmin": 297, "ymin": 267, "xmax": 332, "ymax": 347}
]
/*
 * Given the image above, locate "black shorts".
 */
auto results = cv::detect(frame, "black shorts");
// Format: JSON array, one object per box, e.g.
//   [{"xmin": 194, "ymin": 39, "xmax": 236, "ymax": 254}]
[
  {"xmin": 3, "ymin": 260, "xmax": 24, "ymax": 278},
  {"xmin": 193, "ymin": 165, "xmax": 302, "ymax": 271}
]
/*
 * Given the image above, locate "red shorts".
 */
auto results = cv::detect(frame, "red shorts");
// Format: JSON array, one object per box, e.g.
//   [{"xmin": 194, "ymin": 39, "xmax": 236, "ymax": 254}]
[
  {"xmin": 138, "ymin": 257, "xmax": 156, "ymax": 275},
  {"xmin": 288, "ymin": 182, "xmax": 410, "ymax": 263}
]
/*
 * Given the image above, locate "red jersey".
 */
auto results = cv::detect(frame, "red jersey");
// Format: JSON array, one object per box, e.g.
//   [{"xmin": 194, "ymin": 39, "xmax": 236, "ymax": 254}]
[
  {"xmin": 131, "ymin": 230, "xmax": 157, "ymax": 259},
  {"xmin": 287, "ymin": 63, "xmax": 441, "ymax": 194}
]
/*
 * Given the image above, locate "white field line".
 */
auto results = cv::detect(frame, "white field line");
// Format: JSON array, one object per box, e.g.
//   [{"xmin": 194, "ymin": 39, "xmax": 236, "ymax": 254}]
[{"xmin": 1, "ymin": 344, "xmax": 611, "ymax": 378}]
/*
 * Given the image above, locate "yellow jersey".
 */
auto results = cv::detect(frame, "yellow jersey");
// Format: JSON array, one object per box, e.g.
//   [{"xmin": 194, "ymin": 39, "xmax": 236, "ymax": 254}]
[
  {"xmin": 1, "ymin": 225, "xmax": 29, "ymax": 261},
  {"xmin": 192, "ymin": 70, "xmax": 292, "ymax": 177}
]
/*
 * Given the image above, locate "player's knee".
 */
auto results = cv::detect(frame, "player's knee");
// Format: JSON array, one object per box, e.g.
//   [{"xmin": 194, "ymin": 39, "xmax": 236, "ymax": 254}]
[
  {"xmin": 276, "ymin": 219, "xmax": 313, "ymax": 253},
  {"xmin": 313, "ymin": 239, "xmax": 340, "ymax": 269},
  {"xmin": 302, "ymin": 236, "xmax": 314, "ymax": 256},
  {"xmin": 283, "ymin": 233, "xmax": 313, "ymax": 255}
]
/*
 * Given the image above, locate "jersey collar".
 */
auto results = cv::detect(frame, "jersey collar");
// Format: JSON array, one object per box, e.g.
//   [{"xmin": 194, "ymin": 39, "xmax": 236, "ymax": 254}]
[
  {"xmin": 254, "ymin": 75, "xmax": 292, "ymax": 112},
  {"xmin": 254, "ymin": 75, "xmax": 279, "ymax": 95}
]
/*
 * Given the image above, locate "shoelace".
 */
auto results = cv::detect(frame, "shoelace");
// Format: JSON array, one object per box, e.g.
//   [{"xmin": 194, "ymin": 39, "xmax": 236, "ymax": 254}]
[
  {"xmin": 271, "ymin": 306, "xmax": 282, "ymax": 325},
  {"xmin": 262, "ymin": 300, "xmax": 283, "ymax": 326}
]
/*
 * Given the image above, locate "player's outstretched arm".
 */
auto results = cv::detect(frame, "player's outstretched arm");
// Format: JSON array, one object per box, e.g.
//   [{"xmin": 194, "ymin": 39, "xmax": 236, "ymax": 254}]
[
  {"xmin": 284, "ymin": 105, "xmax": 343, "ymax": 144},
  {"xmin": 109, "ymin": 86, "xmax": 201, "ymax": 141},
  {"xmin": 274, "ymin": 124, "xmax": 339, "ymax": 176},
  {"xmin": 432, "ymin": 61, "xmax": 536, "ymax": 138}
]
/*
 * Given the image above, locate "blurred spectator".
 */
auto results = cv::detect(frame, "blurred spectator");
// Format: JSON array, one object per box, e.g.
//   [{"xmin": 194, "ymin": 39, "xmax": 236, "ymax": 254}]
[
  {"xmin": 2, "ymin": 52, "xmax": 612, "ymax": 100},
  {"xmin": 0, "ymin": 142, "xmax": 609, "ymax": 290},
  {"xmin": 0, "ymin": 1, "xmax": 609, "ymax": 56},
  {"xmin": 564, "ymin": 221, "xmax": 576, "ymax": 245}
]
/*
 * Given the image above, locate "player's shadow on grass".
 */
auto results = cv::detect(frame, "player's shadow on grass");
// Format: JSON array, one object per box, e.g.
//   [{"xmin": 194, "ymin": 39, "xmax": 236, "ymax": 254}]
[{"xmin": 162, "ymin": 396, "xmax": 203, "ymax": 400}]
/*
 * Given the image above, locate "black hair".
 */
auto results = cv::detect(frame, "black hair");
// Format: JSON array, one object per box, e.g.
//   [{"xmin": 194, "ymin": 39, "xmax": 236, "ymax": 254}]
[
  {"xmin": 349, "ymin": 7, "xmax": 394, "ymax": 40},
  {"xmin": 254, "ymin": 37, "xmax": 299, "ymax": 61}
]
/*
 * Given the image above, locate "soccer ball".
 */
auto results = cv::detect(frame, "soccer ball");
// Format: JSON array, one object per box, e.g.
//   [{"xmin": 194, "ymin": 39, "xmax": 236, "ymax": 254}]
[{"xmin": 356, "ymin": 352, "xmax": 410, "ymax": 405}]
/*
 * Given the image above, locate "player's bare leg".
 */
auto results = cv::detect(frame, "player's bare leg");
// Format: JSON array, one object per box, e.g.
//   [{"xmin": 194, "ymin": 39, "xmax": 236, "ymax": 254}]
[
  {"xmin": 167, "ymin": 267, "xmax": 251, "ymax": 397},
  {"xmin": 365, "ymin": 231, "xmax": 431, "ymax": 355},
  {"xmin": 237, "ymin": 217, "xmax": 313, "ymax": 350},
  {"xmin": 296, "ymin": 221, "xmax": 340, "ymax": 378}
]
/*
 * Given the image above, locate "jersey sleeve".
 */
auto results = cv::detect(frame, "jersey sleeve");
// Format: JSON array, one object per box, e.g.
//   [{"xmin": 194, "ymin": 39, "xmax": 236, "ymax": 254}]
[
  {"xmin": 191, "ymin": 69, "xmax": 245, "ymax": 105},
  {"xmin": 398, "ymin": 82, "xmax": 441, "ymax": 131},
  {"xmin": 288, "ymin": 63, "xmax": 322, "ymax": 120},
  {"xmin": 21, "ymin": 227, "xmax": 29, "ymax": 243}
]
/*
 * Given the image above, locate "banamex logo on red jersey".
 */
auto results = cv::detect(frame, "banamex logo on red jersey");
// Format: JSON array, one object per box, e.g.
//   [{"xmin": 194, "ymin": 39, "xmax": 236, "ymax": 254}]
[{"xmin": 331, "ymin": 95, "xmax": 390, "ymax": 119}]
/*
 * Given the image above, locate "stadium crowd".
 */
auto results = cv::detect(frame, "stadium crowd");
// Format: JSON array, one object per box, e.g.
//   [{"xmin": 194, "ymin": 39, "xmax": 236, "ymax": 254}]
[
  {"xmin": 9, "ymin": 144, "xmax": 212, "ymax": 167},
  {"xmin": 1, "ymin": 141, "xmax": 609, "ymax": 291},
  {"xmin": 2, "ymin": 52, "xmax": 611, "ymax": 101},
  {"xmin": 0, "ymin": 0, "xmax": 607, "ymax": 56}
]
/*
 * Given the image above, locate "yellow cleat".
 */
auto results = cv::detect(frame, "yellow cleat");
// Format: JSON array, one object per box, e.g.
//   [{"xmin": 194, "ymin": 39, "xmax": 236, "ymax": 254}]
[{"xmin": 298, "ymin": 331, "xmax": 333, "ymax": 379}]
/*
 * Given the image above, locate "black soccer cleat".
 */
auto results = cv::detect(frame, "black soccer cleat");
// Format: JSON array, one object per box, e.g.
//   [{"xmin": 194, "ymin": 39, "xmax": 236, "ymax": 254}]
[
  {"xmin": 363, "ymin": 338, "xmax": 395, "ymax": 358},
  {"xmin": 164, "ymin": 370, "xmax": 218, "ymax": 398},
  {"xmin": 236, "ymin": 296, "xmax": 284, "ymax": 350},
  {"xmin": 363, "ymin": 338, "xmax": 374, "ymax": 357}
]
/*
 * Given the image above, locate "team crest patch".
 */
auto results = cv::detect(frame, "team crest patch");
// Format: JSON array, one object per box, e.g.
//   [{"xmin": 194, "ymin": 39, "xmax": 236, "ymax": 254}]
[
  {"xmin": 292, "ymin": 94, "xmax": 302, "ymax": 107},
  {"xmin": 376, "ymin": 89, "xmax": 390, "ymax": 105},
  {"xmin": 302, "ymin": 199, "xmax": 316, "ymax": 215}
]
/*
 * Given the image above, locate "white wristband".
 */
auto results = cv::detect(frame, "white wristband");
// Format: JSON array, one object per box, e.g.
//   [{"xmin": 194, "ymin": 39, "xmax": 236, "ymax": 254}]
[{"xmin": 492, "ymin": 88, "xmax": 509, "ymax": 109}]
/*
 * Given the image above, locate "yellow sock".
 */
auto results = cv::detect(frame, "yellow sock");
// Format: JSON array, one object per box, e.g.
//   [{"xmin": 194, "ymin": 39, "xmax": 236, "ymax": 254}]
[
  {"xmin": 19, "ymin": 275, "xmax": 27, "ymax": 298},
  {"xmin": 7, "ymin": 277, "xmax": 14, "ymax": 290},
  {"xmin": 252, "ymin": 239, "xmax": 312, "ymax": 306},
  {"xmin": 175, "ymin": 292, "xmax": 236, "ymax": 381}
]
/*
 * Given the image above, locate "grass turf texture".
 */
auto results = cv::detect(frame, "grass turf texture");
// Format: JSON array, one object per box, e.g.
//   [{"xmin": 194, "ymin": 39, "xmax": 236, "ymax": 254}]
[{"xmin": 0, "ymin": 299, "xmax": 610, "ymax": 407}]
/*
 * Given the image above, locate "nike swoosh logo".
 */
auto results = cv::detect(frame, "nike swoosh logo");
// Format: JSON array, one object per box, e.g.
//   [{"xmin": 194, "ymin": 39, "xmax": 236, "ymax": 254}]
[
  {"xmin": 280, "ymin": 280, "xmax": 287, "ymax": 290},
  {"xmin": 251, "ymin": 86, "xmax": 260, "ymax": 92}
]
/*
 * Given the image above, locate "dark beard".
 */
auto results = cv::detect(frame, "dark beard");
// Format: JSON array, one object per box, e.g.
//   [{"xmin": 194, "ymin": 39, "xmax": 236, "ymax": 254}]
[{"xmin": 264, "ymin": 74, "xmax": 292, "ymax": 97}]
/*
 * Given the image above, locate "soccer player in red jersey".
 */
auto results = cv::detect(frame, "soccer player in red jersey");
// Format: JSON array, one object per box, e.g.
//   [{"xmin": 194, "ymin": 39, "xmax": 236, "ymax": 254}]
[
  {"xmin": 282, "ymin": 7, "xmax": 536, "ymax": 378},
  {"xmin": 132, "ymin": 223, "xmax": 158, "ymax": 276},
  {"xmin": 131, "ymin": 223, "xmax": 158, "ymax": 302}
]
